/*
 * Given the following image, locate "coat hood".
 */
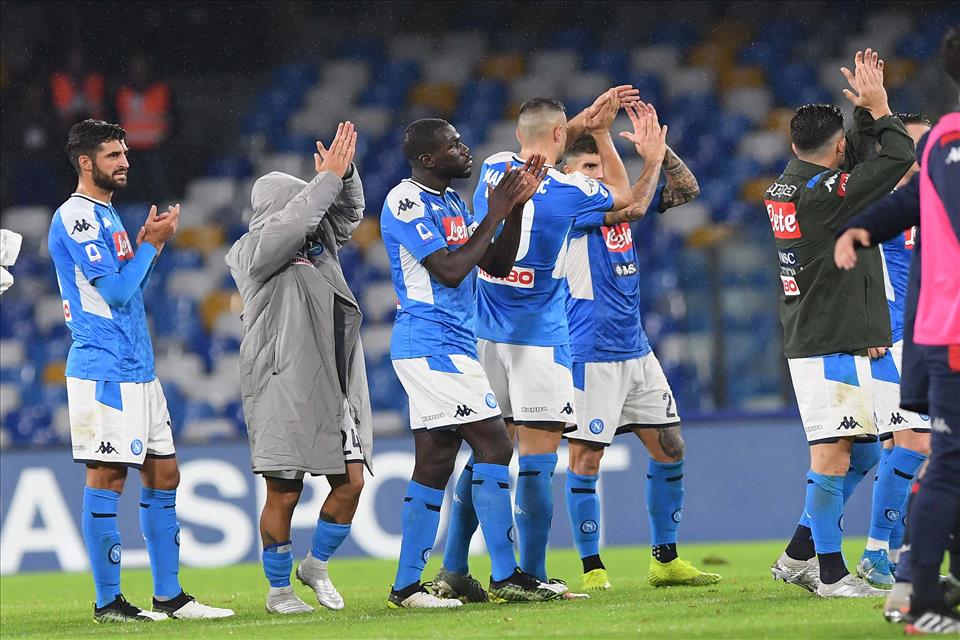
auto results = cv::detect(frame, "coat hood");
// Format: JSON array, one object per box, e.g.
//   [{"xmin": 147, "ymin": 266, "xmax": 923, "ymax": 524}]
[{"xmin": 249, "ymin": 171, "xmax": 307, "ymax": 231}]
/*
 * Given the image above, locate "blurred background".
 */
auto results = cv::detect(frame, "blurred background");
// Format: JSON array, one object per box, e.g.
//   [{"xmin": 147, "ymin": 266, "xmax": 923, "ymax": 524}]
[{"xmin": 1, "ymin": 0, "xmax": 958, "ymax": 450}]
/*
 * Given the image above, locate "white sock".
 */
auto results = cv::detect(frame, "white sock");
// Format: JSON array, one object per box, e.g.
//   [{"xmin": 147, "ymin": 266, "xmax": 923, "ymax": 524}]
[{"xmin": 866, "ymin": 537, "xmax": 890, "ymax": 552}]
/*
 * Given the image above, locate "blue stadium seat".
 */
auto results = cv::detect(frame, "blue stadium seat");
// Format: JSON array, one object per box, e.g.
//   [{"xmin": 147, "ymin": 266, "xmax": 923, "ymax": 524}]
[{"xmin": 584, "ymin": 49, "xmax": 630, "ymax": 82}]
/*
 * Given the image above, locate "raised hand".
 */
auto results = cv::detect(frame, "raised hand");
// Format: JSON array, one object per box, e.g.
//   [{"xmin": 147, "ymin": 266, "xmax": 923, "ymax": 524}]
[
  {"xmin": 619, "ymin": 102, "xmax": 668, "ymax": 163},
  {"xmin": 315, "ymin": 121, "xmax": 358, "ymax": 178},
  {"xmin": 840, "ymin": 48, "xmax": 891, "ymax": 119},
  {"xmin": 585, "ymin": 89, "xmax": 620, "ymax": 133},
  {"xmin": 141, "ymin": 203, "xmax": 180, "ymax": 250}
]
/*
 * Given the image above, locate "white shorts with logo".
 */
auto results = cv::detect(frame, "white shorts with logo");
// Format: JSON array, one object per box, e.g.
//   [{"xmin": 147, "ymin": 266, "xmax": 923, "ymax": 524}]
[
  {"xmin": 787, "ymin": 353, "xmax": 879, "ymax": 444},
  {"xmin": 873, "ymin": 341, "xmax": 931, "ymax": 436},
  {"xmin": 477, "ymin": 339, "xmax": 576, "ymax": 425},
  {"xmin": 565, "ymin": 352, "xmax": 680, "ymax": 446},
  {"xmin": 67, "ymin": 377, "xmax": 175, "ymax": 468},
  {"xmin": 393, "ymin": 354, "xmax": 502, "ymax": 431}
]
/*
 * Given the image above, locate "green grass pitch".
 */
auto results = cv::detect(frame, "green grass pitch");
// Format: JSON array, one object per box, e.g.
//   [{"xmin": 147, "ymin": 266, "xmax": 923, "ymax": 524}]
[{"xmin": 0, "ymin": 539, "xmax": 904, "ymax": 638}]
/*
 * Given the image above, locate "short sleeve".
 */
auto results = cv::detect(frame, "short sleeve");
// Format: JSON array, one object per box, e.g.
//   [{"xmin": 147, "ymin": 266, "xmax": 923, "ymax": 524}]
[
  {"xmin": 54, "ymin": 204, "xmax": 117, "ymax": 281},
  {"xmin": 562, "ymin": 171, "xmax": 616, "ymax": 214},
  {"xmin": 383, "ymin": 187, "xmax": 448, "ymax": 261}
]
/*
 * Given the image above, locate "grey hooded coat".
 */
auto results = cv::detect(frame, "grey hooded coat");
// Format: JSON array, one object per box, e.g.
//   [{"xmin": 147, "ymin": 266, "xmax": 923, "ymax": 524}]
[{"xmin": 225, "ymin": 169, "xmax": 373, "ymax": 476}]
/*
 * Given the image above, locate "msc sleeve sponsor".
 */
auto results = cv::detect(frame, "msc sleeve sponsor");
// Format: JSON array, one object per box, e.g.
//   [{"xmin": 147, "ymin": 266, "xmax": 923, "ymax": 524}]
[{"xmin": 764, "ymin": 200, "xmax": 802, "ymax": 239}]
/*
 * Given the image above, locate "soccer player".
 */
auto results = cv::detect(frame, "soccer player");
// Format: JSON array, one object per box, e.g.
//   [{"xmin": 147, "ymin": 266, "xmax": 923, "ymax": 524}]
[
  {"xmin": 764, "ymin": 50, "xmax": 915, "ymax": 598},
  {"xmin": 48, "ymin": 120, "xmax": 233, "ymax": 622},
  {"xmin": 381, "ymin": 118, "xmax": 560, "ymax": 608},
  {"xmin": 835, "ymin": 26, "xmax": 960, "ymax": 632},
  {"xmin": 855, "ymin": 113, "xmax": 932, "ymax": 590},
  {"xmin": 225, "ymin": 123, "xmax": 372, "ymax": 614},
  {"xmin": 435, "ymin": 87, "xmax": 650, "ymax": 594},
  {"xmin": 561, "ymin": 103, "xmax": 720, "ymax": 591}
]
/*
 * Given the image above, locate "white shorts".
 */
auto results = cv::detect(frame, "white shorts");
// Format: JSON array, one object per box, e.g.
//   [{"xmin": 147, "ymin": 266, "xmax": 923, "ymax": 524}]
[
  {"xmin": 477, "ymin": 339, "xmax": 576, "ymax": 425},
  {"xmin": 67, "ymin": 377, "xmax": 175, "ymax": 468},
  {"xmin": 873, "ymin": 341, "xmax": 931, "ymax": 437},
  {"xmin": 565, "ymin": 352, "xmax": 680, "ymax": 446},
  {"xmin": 393, "ymin": 354, "xmax": 502, "ymax": 431},
  {"xmin": 787, "ymin": 354, "xmax": 879, "ymax": 444}
]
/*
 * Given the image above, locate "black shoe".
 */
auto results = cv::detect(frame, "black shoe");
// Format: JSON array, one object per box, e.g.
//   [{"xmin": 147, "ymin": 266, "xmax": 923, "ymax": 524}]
[
  {"xmin": 904, "ymin": 607, "xmax": 960, "ymax": 634},
  {"xmin": 434, "ymin": 566, "xmax": 490, "ymax": 603},
  {"xmin": 488, "ymin": 568, "xmax": 567, "ymax": 602},
  {"xmin": 93, "ymin": 594, "xmax": 167, "ymax": 623}
]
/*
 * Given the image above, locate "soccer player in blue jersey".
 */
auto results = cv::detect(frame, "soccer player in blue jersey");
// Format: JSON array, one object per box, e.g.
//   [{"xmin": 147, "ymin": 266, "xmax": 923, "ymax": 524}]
[
  {"xmin": 48, "ymin": 120, "xmax": 233, "ymax": 622},
  {"xmin": 856, "ymin": 113, "xmax": 933, "ymax": 589},
  {"xmin": 560, "ymin": 102, "xmax": 720, "ymax": 591},
  {"xmin": 381, "ymin": 118, "xmax": 563, "ymax": 608},
  {"xmin": 434, "ymin": 87, "xmax": 660, "ymax": 592}
]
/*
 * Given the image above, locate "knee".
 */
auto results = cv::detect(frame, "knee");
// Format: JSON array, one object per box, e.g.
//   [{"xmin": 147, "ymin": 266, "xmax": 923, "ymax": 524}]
[
  {"xmin": 266, "ymin": 481, "xmax": 303, "ymax": 512},
  {"xmin": 899, "ymin": 432, "xmax": 931, "ymax": 457},
  {"xmin": 651, "ymin": 427, "xmax": 685, "ymax": 462},
  {"xmin": 474, "ymin": 432, "xmax": 514, "ymax": 466},
  {"xmin": 414, "ymin": 456, "xmax": 457, "ymax": 489},
  {"xmin": 335, "ymin": 472, "xmax": 365, "ymax": 506},
  {"xmin": 155, "ymin": 465, "xmax": 180, "ymax": 491},
  {"xmin": 569, "ymin": 444, "xmax": 604, "ymax": 475}
]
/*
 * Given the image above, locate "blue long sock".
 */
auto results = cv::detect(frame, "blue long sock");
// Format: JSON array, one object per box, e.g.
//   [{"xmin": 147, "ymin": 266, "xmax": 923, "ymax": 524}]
[
  {"xmin": 393, "ymin": 481, "xmax": 443, "ymax": 591},
  {"xmin": 139, "ymin": 488, "xmax": 182, "ymax": 599},
  {"xmin": 565, "ymin": 471, "xmax": 600, "ymax": 560},
  {"xmin": 805, "ymin": 471, "xmax": 845, "ymax": 554},
  {"xmin": 516, "ymin": 453, "xmax": 557, "ymax": 581},
  {"xmin": 647, "ymin": 459, "xmax": 684, "ymax": 546},
  {"xmin": 868, "ymin": 446, "xmax": 926, "ymax": 546},
  {"xmin": 82, "ymin": 488, "xmax": 122, "ymax": 608},
  {"xmin": 262, "ymin": 541, "xmax": 293, "ymax": 587},
  {"xmin": 442, "ymin": 456, "xmax": 478, "ymax": 575},
  {"xmin": 471, "ymin": 463, "xmax": 517, "ymax": 582},
  {"xmin": 311, "ymin": 519, "xmax": 351, "ymax": 561},
  {"xmin": 843, "ymin": 439, "xmax": 881, "ymax": 503}
]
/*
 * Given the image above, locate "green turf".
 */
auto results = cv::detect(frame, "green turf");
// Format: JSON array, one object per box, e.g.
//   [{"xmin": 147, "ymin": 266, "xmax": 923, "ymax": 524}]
[{"xmin": 0, "ymin": 539, "xmax": 903, "ymax": 638}]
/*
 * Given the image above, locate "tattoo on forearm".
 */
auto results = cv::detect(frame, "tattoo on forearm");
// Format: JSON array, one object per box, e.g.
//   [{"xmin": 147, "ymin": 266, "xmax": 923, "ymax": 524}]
[{"xmin": 660, "ymin": 147, "xmax": 700, "ymax": 210}]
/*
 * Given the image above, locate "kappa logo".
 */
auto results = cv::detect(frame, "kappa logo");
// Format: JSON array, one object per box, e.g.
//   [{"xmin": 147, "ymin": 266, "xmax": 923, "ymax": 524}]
[
  {"xmin": 889, "ymin": 412, "xmax": 906, "ymax": 426},
  {"xmin": 580, "ymin": 520, "xmax": 598, "ymax": 534},
  {"xmin": 71, "ymin": 219, "xmax": 93, "ymax": 235},
  {"xmin": 837, "ymin": 416, "xmax": 861, "ymax": 431},
  {"xmin": 96, "ymin": 441, "xmax": 118, "ymax": 455},
  {"xmin": 454, "ymin": 405, "xmax": 476, "ymax": 418},
  {"xmin": 561, "ymin": 403, "xmax": 574, "ymax": 415},
  {"xmin": 946, "ymin": 146, "xmax": 960, "ymax": 165},
  {"xmin": 931, "ymin": 417, "xmax": 952, "ymax": 434},
  {"xmin": 397, "ymin": 198, "xmax": 418, "ymax": 212}
]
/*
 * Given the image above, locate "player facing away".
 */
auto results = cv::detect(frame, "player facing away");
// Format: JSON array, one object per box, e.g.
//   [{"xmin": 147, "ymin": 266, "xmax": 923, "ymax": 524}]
[
  {"xmin": 225, "ymin": 124, "xmax": 372, "ymax": 614},
  {"xmin": 561, "ymin": 106, "xmax": 720, "ymax": 592},
  {"xmin": 381, "ymin": 118, "xmax": 561, "ymax": 608},
  {"xmin": 435, "ymin": 86, "xmax": 652, "ymax": 595},
  {"xmin": 764, "ymin": 50, "xmax": 915, "ymax": 598},
  {"xmin": 855, "ymin": 113, "xmax": 932, "ymax": 590},
  {"xmin": 48, "ymin": 120, "xmax": 233, "ymax": 622}
]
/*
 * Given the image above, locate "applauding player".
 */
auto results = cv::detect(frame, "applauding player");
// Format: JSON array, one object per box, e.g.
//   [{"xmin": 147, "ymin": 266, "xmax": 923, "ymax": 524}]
[
  {"xmin": 765, "ymin": 50, "xmax": 915, "ymax": 598},
  {"xmin": 562, "ymin": 103, "xmax": 720, "ymax": 591},
  {"xmin": 381, "ymin": 119, "xmax": 559, "ymax": 608}
]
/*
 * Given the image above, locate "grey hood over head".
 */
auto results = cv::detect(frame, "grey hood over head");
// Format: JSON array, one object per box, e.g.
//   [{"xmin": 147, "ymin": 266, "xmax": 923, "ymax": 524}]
[{"xmin": 248, "ymin": 171, "xmax": 311, "ymax": 232}]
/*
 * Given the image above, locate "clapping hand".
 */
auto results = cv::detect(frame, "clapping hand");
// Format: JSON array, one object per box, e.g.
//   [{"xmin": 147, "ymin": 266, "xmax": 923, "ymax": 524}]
[
  {"xmin": 840, "ymin": 49, "xmax": 891, "ymax": 119},
  {"xmin": 619, "ymin": 102, "xmax": 668, "ymax": 163},
  {"xmin": 315, "ymin": 122, "xmax": 358, "ymax": 178}
]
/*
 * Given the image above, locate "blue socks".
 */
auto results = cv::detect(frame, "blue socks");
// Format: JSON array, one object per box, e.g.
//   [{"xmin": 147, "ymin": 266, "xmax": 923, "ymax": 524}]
[
  {"xmin": 805, "ymin": 471, "xmax": 845, "ymax": 554},
  {"xmin": 262, "ymin": 541, "xmax": 293, "ymax": 587},
  {"xmin": 647, "ymin": 459, "xmax": 684, "ymax": 547},
  {"xmin": 82, "ymin": 488, "xmax": 122, "ymax": 608},
  {"xmin": 515, "ymin": 453, "xmax": 557, "ymax": 581},
  {"xmin": 311, "ymin": 519, "xmax": 351, "ymax": 561},
  {"xmin": 139, "ymin": 488, "xmax": 182, "ymax": 599},
  {"xmin": 442, "ymin": 456, "xmax": 478, "ymax": 576},
  {"xmin": 868, "ymin": 446, "xmax": 926, "ymax": 549},
  {"xmin": 565, "ymin": 471, "xmax": 600, "ymax": 561},
  {"xmin": 471, "ymin": 463, "xmax": 517, "ymax": 582},
  {"xmin": 394, "ymin": 481, "xmax": 443, "ymax": 591},
  {"xmin": 843, "ymin": 439, "xmax": 881, "ymax": 503}
]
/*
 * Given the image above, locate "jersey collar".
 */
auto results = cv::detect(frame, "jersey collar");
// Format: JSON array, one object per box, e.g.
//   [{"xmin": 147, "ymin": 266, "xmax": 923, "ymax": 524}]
[
  {"xmin": 71, "ymin": 192, "xmax": 112, "ymax": 207},
  {"xmin": 403, "ymin": 178, "xmax": 443, "ymax": 196}
]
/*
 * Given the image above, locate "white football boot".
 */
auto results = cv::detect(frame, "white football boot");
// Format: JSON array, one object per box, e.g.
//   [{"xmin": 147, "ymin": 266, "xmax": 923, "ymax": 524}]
[{"xmin": 297, "ymin": 554, "xmax": 345, "ymax": 610}]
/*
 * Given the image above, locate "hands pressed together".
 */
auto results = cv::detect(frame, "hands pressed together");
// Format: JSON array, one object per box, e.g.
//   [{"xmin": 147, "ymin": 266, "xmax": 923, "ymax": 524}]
[
  {"xmin": 137, "ymin": 203, "xmax": 181, "ymax": 253},
  {"xmin": 488, "ymin": 154, "xmax": 549, "ymax": 220},
  {"xmin": 315, "ymin": 121, "xmax": 358, "ymax": 178}
]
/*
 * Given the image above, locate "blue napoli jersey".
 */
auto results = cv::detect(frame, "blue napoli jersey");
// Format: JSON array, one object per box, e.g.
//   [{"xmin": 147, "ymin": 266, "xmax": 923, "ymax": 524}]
[
  {"xmin": 565, "ymin": 186, "xmax": 663, "ymax": 362},
  {"xmin": 381, "ymin": 179, "xmax": 480, "ymax": 359},
  {"xmin": 879, "ymin": 226, "xmax": 915, "ymax": 343},
  {"xmin": 48, "ymin": 194, "xmax": 155, "ymax": 382},
  {"xmin": 472, "ymin": 152, "xmax": 615, "ymax": 346}
]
